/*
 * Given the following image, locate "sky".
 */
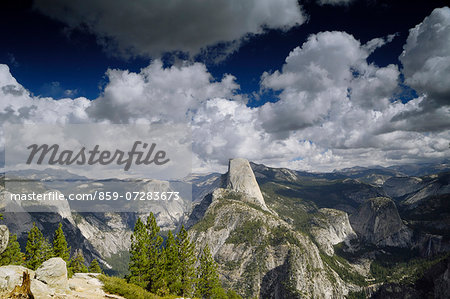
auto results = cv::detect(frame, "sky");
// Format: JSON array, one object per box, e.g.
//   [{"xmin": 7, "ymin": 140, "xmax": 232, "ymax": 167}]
[{"xmin": 0, "ymin": 0, "xmax": 449, "ymax": 173}]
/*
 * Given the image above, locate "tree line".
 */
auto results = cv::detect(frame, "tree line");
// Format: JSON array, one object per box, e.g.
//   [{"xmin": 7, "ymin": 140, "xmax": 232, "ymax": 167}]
[
  {"xmin": 127, "ymin": 212, "xmax": 240, "ymax": 298},
  {"xmin": 0, "ymin": 222, "xmax": 101, "ymax": 275}
]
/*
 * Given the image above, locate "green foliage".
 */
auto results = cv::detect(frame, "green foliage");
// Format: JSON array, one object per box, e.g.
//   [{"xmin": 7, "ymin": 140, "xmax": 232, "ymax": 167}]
[
  {"xmin": 125, "ymin": 214, "xmax": 239, "ymax": 298},
  {"xmin": 226, "ymin": 219, "xmax": 264, "ymax": 246},
  {"xmin": 0, "ymin": 234, "xmax": 24, "ymax": 266},
  {"xmin": 128, "ymin": 217, "xmax": 150, "ymax": 288},
  {"xmin": 103, "ymin": 250, "xmax": 130, "ymax": 277},
  {"xmin": 269, "ymin": 226, "xmax": 302, "ymax": 247},
  {"xmin": 176, "ymin": 225, "xmax": 196, "ymax": 297},
  {"xmin": 370, "ymin": 251, "xmax": 450, "ymax": 284},
  {"xmin": 89, "ymin": 258, "xmax": 102, "ymax": 273},
  {"xmin": 164, "ymin": 231, "xmax": 181, "ymax": 294},
  {"xmin": 99, "ymin": 274, "xmax": 158, "ymax": 299},
  {"xmin": 191, "ymin": 210, "xmax": 216, "ymax": 232},
  {"xmin": 25, "ymin": 222, "xmax": 53, "ymax": 270},
  {"xmin": 320, "ymin": 252, "xmax": 367, "ymax": 286},
  {"xmin": 127, "ymin": 213, "xmax": 166, "ymax": 294},
  {"xmin": 346, "ymin": 290, "xmax": 367, "ymax": 299},
  {"xmin": 226, "ymin": 289, "xmax": 242, "ymax": 299},
  {"xmin": 196, "ymin": 244, "xmax": 223, "ymax": 298},
  {"xmin": 69, "ymin": 249, "xmax": 88, "ymax": 273},
  {"xmin": 52, "ymin": 223, "xmax": 70, "ymax": 262},
  {"xmin": 145, "ymin": 213, "xmax": 166, "ymax": 294}
]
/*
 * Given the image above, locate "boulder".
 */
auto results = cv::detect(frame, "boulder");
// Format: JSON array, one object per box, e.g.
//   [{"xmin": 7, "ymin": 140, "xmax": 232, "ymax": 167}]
[
  {"xmin": 31, "ymin": 279, "xmax": 55, "ymax": 298},
  {"xmin": 35, "ymin": 257, "xmax": 69, "ymax": 292},
  {"xmin": 0, "ymin": 265, "xmax": 35, "ymax": 291}
]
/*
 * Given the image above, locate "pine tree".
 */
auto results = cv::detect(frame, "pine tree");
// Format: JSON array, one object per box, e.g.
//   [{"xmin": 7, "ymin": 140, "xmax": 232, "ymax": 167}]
[
  {"xmin": 176, "ymin": 225, "xmax": 196, "ymax": 296},
  {"xmin": 196, "ymin": 244, "xmax": 223, "ymax": 298},
  {"xmin": 69, "ymin": 249, "xmax": 88, "ymax": 273},
  {"xmin": 145, "ymin": 213, "xmax": 165, "ymax": 294},
  {"xmin": 25, "ymin": 223, "xmax": 52, "ymax": 270},
  {"xmin": 127, "ymin": 217, "xmax": 150, "ymax": 288},
  {"xmin": 164, "ymin": 230, "xmax": 181, "ymax": 294},
  {"xmin": 52, "ymin": 223, "xmax": 70, "ymax": 262},
  {"xmin": 88, "ymin": 258, "xmax": 102, "ymax": 273},
  {"xmin": 0, "ymin": 234, "xmax": 24, "ymax": 266}
]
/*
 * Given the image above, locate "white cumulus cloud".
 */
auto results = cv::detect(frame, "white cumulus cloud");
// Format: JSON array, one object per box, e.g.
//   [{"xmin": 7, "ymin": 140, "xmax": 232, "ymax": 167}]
[{"xmin": 400, "ymin": 7, "xmax": 450, "ymax": 107}]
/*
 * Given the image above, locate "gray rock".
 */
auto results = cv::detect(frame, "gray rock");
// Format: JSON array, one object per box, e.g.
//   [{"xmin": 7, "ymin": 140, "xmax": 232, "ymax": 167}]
[
  {"xmin": 226, "ymin": 158, "xmax": 269, "ymax": 211},
  {"xmin": 31, "ymin": 279, "xmax": 55, "ymax": 298},
  {"xmin": 0, "ymin": 265, "xmax": 35, "ymax": 291},
  {"xmin": 311, "ymin": 208, "xmax": 357, "ymax": 255},
  {"xmin": 189, "ymin": 194, "xmax": 348, "ymax": 298},
  {"xmin": 35, "ymin": 257, "xmax": 69, "ymax": 292},
  {"xmin": 350, "ymin": 197, "xmax": 412, "ymax": 247}
]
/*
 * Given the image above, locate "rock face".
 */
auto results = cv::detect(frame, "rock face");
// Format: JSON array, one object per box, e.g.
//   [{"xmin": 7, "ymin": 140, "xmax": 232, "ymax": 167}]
[
  {"xmin": 350, "ymin": 197, "xmax": 412, "ymax": 247},
  {"xmin": 311, "ymin": 208, "xmax": 357, "ymax": 256},
  {"xmin": 383, "ymin": 176, "xmax": 424, "ymax": 198},
  {"xmin": 188, "ymin": 159, "xmax": 351, "ymax": 298},
  {"xmin": 226, "ymin": 158, "xmax": 269, "ymax": 211},
  {"xmin": 0, "ymin": 225, "xmax": 8, "ymax": 254},
  {"xmin": 189, "ymin": 194, "xmax": 349, "ymax": 298},
  {"xmin": 35, "ymin": 257, "xmax": 69, "ymax": 292}
]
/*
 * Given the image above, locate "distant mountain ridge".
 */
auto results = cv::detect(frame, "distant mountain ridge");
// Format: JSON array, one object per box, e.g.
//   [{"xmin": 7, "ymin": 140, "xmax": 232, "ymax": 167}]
[{"xmin": 0, "ymin": 160, "xmax": 449, "ymax": 297}]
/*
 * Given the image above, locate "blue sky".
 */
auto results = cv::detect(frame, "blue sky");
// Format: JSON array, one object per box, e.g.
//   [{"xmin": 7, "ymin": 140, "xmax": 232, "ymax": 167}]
[
  {"xmin": 1, "ymin": 0, "xmax": 441, "ymax": 101},
  {"xmin": 0, "ymin": 0, "xmax": 449, "ymax": 172}
]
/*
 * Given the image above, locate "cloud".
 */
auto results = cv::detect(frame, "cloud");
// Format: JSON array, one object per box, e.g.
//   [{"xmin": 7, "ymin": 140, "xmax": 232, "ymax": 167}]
[
  {"xmin": 87, "ymin": 60, "xmax": 241, "ymax": 124},
  {"xmin": 257, "ymin": 28, "xmax": 448, "ymax": 170},
  {"xmin": 0, "ymin": 64, "xmax": 91, "ymax": 126},
  {"xmin": 259, "ymin": 31, "xmax": 399, "ymax": 135},
  {"xmin": 34, "ymin": 0, "xmax": 305, "ymax": 59},
  {"xmin": 400, "ymin": 7, "xmax": 450, "ymax": 108},
  {"xmin": 1, "ymin": 7, "xmax": 449, "ymax": 173}
]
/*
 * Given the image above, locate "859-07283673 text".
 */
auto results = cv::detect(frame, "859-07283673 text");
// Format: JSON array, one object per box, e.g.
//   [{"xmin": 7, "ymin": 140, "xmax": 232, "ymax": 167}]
[{"xmin": 8, "ymin": 191, "xmax": 180, "ymax": 201}]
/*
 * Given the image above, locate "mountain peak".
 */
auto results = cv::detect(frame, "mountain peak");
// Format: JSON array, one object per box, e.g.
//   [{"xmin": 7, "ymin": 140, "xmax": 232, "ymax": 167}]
[{"xmin": 225, "ymin": 158, "xmax": 269, "ymax": 211}]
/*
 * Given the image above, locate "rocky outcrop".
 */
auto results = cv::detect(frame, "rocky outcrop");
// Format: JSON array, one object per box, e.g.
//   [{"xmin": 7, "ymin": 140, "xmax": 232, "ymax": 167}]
[
  {"xmin": 68, "ymin": 273, "xmax": 107, "ymax": 298},
  {"xmin": 311, "ymin": 208, "xmax": 357, "ymax": 256},
  {"xmin": 226, "ymin": 158, "xmax": 269, "ymax": 211},
  {"xmin": 350, "ymin": 197, "xmax": 412, "ymax": 247},
  {"xmin": 35, "ymin": 257, "xmax": 69, "ymax": 292},
  {"xmin": 189, "ymin": 188, "xmax": 349, "ymax": 298},
  {"xmin": 0, "ymin": 266, "xmax": 35, "ymax": 291},
  {"xmin": 186, "ymin": 158, "xmax": 271, "ymax": 229},
  {"xmin": 0, "ymin": 261, "xmax": 121, "ymax": 298}
]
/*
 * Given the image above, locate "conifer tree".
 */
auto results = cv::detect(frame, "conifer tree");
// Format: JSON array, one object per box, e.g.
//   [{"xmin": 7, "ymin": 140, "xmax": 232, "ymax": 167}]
[
  {"xmin": 52, "ymin": 223, "xmax": 70, "ymax": 262},
  {"xmin": 164, "ymin": 230, "xmax": 181, "ymax": 294},
  {"xmin": 69, "ymin": 249, "xmax": 88, "ymax": 273},
  {"xmin": 176, "ymin": 225, "xmax": 196, "ymax": 296},
  {"xmin": 88, "ymin": 258, "xmax": 102, "ymax": 273},
  {"xmin": 127, "ymin": 217, "xmax": 150, "ymax": 288},
  {"xmin": 145, "ymin": 213, "xmax": 165, "ymax": 294},
  {"xmin": 196, "ymin": 244, "xmax": 223, "ymax": 298},
  {"xmin": 0, "ymin": 234, "xmax": 24, "ymax": 266},
  {"xmin": 25, "ymin": 223, "xmax": 52, "ymax": 270}
]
